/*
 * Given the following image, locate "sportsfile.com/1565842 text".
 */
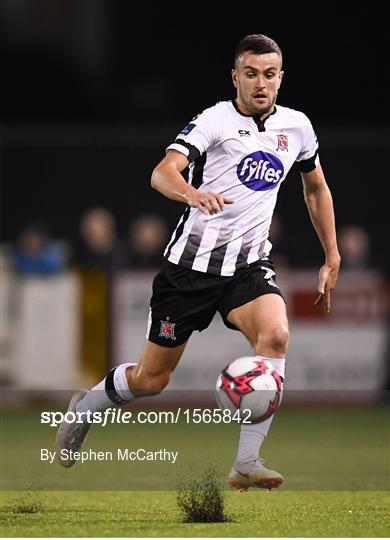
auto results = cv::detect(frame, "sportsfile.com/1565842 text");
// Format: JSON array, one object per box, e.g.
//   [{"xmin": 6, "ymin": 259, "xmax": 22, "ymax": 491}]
[{"xmin": 41, "ymin": 407, "xmax": 253, "ymax": 427}]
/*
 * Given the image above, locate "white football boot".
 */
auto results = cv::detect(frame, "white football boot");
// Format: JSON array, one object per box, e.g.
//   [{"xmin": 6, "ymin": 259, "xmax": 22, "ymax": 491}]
[
  {"xmin": 55, "ymin": 390, "xmax": 91, "ymax": 468},
  {"xmin": 228, "ymin": 457, "xmax": 283, "ymax": 491}
]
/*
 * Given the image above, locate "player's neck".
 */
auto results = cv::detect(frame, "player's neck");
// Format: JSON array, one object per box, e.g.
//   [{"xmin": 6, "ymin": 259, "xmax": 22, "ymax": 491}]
[{"xmin": 234, "ymin": 98, "xmax": 275, "ymax": 121}]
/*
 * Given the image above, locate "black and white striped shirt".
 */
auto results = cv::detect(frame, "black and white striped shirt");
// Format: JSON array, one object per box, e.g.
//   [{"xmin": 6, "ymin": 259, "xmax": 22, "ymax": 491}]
[{"xmin": 164, "ymin": 100, "xmax": 319, "ymax": 276}]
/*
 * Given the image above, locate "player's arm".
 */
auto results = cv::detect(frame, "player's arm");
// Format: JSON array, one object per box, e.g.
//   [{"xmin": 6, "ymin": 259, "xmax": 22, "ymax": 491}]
[
  {"xmin": 301, "ymin": 163, "xmax": 341, "ymax": 312},
  {"xmin": 151, "ymin": 150, "xmax": 233, "ymax": 215}
]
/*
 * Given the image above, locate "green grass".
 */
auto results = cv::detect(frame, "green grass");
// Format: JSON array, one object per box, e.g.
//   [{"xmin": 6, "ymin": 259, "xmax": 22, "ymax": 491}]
[
  {"xmin": 1, "ymin": 406, "xmax": 389, "ymax": 536},
  {"xmin": 1, "ymin": 407, "xmax": 389, "ymax": 490},
  {"xmin": 1, "ymin": 490, "xmax": 389, "ymax": 537}
]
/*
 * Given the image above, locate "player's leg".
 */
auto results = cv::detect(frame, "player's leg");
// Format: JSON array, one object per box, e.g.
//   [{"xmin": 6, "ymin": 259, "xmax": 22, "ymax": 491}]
[
  {"xmin": 77, "ymin": 339, "xmax": 188, "ymax": 409},
  {"xmin": 56, "ymin": 260, "xmax": 221, "ymax": 467},
  {"xmin": 56, "ymin": 340, "xmax": 188, "ymax": 467},
  {"xmin": 226, "ymin": 293, "xmax": 288, "ymax": 489}
]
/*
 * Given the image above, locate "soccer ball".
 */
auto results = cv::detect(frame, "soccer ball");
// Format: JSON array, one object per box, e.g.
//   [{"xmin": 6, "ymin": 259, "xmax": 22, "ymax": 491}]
[{"xmin": 215, "ymin": 357, "xmax": 283, "ymax": 423}]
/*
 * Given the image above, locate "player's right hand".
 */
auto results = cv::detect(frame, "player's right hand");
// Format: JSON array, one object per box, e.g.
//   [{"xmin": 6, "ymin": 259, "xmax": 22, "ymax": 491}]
[
  {"xmin": 185, "ymin": 191, "xmax": 234, "ymax": 215},
  {"xmin": 314, "ymin": 256, "xmax": 340, "ymax": 313}
]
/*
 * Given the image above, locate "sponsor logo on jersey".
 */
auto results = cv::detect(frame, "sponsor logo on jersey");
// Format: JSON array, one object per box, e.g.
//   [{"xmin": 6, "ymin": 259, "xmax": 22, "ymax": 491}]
[
  {"xmin": 180, "ymin": 123, "xmax": 196, "ymax": 136},
  {"xmin": 237, "ymin": 151, "xmax": 284, "ymax": 191},
  {"xmin": 238, "ymin": 130, "xmax": 251, "ymax": 137},
  {"xmin": 276, "ymin": 133, "xmax": 288, "ymax": 151}
]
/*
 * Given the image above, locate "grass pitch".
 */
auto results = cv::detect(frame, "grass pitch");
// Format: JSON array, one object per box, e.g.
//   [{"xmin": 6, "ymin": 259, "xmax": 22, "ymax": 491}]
[
  {"xmin": 1, "ymin": 406, "xmax": 389, "ymax": 536},
  {"xmin": 1, "ymin": 490, "xmax": 389, "ymax": 537}
]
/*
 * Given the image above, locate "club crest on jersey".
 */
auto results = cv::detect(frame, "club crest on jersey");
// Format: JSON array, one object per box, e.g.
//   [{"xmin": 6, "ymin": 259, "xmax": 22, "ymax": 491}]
[
  {"xmin": 276, "ymin": 133, "xmax": 288, "ymax": 151},
  {"xmin": 237, "ymin": 150, "xmax": 284, "ymax": 191},
  {"xmin": 159, "ymin": 319, "xmax": 176, "ymax": 340}
]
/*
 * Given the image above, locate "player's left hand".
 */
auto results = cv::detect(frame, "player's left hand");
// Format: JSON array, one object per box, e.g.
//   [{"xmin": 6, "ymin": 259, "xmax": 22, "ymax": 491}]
[{"xmin": 314, "ymin": 257, "xmax": 341, "ymax": 313}]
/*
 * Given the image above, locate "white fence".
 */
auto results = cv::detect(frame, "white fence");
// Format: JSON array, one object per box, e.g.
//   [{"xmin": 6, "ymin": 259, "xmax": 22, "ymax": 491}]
[{"xmin": 1, "ymin": 271, "xmax": 81, "ymax": 389}]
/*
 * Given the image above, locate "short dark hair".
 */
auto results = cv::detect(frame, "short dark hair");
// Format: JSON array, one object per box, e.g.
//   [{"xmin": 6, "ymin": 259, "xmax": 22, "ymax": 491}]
[{"xmin": 234, "ymin": 34, "xmax": 282, "ymax": 66}]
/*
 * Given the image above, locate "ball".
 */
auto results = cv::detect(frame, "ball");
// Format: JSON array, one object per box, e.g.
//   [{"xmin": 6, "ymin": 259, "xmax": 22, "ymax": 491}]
[{"xmin": 215, "ymin": 356, "xmax": 283, "ymax": 423}]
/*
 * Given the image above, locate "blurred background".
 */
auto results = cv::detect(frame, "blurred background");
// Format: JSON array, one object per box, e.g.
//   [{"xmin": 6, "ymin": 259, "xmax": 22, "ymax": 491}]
[{"xmin": 1, "ymin": 1, "xmax": 389, "ymax": 401}]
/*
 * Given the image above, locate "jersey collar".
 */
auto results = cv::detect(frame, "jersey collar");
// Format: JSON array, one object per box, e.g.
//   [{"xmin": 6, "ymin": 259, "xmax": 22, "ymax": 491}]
[{"xmin": 231, "ymin": 100, "xmax": 277, "ymax": 132}]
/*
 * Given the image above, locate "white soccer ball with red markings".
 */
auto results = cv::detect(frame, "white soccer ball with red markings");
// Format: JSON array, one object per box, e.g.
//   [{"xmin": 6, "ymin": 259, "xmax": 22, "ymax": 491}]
[{"xmin": 215, "ymin": 357, "xmax": 283, "ymax": 423}]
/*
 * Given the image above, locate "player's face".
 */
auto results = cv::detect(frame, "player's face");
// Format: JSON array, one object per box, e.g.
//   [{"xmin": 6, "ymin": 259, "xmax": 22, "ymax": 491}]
[{"xmin": 232, "ymin": 52, "xmax": 284, "ymax": 118}]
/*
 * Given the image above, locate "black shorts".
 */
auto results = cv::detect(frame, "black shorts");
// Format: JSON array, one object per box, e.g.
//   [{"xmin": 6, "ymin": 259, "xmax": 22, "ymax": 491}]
[{"xmin": 147, "ymin": 259, "xmax": 284, "ymax": 347}]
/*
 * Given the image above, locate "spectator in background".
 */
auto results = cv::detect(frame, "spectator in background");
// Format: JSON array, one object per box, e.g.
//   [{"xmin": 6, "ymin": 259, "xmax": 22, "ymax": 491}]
[
  {"xmin": 14, "ymin": 221, "xmax": 66, "ymax": 275},
  {"xmin": 72, "ymin": 207, "xmax": 127, "ymax": 272},
  {"xmin": 127, "ymin": 214, "xmax": 168, "ymax": 270},
  {"xmin": 338, "ymin": 225, "xmax": 371, "ymax": 269}
]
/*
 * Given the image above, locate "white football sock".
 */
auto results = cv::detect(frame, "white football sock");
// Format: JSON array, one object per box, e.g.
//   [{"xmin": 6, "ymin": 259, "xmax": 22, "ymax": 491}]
[
  {"xmin": 259, "ymin": 356, "xmax": 285, "ymax": 379},
  {"xmin": 113, "ymin": 363, "xmax": 137, "ymax": 401},
  {"xmin": 76, "ymin": 362, "xmax": 136, "ymax": 413},
  {"xmin": 235, "ymin": 356, "xmax": 285, "ymax": 472}
]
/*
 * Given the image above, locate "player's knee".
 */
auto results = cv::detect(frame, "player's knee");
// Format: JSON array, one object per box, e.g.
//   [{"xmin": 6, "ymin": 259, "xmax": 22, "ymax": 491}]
[{"xmin": 259, "ymin": 326, "xmax": 289, "ymax": 354}]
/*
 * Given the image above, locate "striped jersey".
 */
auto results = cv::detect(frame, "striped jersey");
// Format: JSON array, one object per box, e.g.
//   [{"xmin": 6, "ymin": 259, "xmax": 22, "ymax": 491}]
[{"xmin": 164, "ymin": 100, "xmax": 319, "ymax": 276}]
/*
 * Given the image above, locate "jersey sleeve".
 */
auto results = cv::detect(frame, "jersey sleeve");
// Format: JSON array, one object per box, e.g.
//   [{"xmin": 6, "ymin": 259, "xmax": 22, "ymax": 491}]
[
  {"xmin": 295, "ymin": 113, "xmax": 320, "ymax": 173},
  {"xmin": 166, "ymin": 105, "xmax": 220, "ymax": 163}
]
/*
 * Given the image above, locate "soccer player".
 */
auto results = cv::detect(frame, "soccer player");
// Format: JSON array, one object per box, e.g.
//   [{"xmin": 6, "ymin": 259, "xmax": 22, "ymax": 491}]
[{"xmin": 56, "ymin": 34, "xmax": 340, "ymax": 490}]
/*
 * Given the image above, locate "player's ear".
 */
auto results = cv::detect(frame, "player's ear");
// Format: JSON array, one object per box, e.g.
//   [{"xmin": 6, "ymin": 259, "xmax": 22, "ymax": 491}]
[
  {"xmin": 277, "ymin": 70, "xmax": 284, "ymax": 90},
  {"xmin": 231, "ymin": 68, "xmax": 238, "ymax": 88}
]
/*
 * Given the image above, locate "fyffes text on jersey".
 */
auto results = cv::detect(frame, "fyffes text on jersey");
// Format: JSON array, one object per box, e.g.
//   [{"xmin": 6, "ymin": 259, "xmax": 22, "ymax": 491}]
[{"xmin": 237, "ymin": 151, "xmax": 284, "ymax": 191}]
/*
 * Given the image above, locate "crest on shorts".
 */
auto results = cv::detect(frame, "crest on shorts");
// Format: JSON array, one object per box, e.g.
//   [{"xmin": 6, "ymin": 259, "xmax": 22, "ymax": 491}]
[
  {"xmin": 159, "ymin": 318, "xmax": 176, "ymax": 340},
  {"xmin": 276, "ymin": 133, "xmax": 288, "ymax": 151}
]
